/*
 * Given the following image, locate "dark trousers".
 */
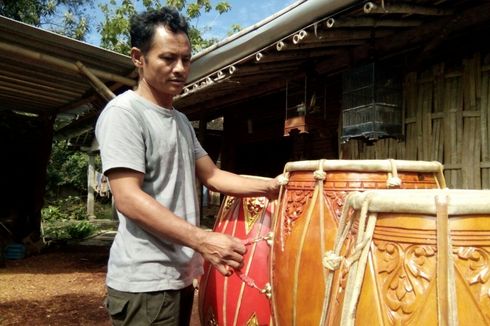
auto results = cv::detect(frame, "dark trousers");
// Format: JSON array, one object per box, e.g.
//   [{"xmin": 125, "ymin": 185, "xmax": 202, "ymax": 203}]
[{"xmin": 105, "ymin": 285, "xmax": 195, "ymax": 326}]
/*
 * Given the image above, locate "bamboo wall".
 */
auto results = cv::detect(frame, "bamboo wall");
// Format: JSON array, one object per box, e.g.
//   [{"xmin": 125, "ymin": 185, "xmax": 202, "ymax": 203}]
[{"xmin": 340, "ymin": 52, "xmax": 490, "ymax": 189}]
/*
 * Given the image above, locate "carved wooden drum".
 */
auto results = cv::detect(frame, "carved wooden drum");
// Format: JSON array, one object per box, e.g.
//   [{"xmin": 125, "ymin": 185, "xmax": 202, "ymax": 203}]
[
  {"xmin": 269, "ymin": 159, "xmax": 446, "ymax": 326},
  {"xmin": 325, "ymin": 189, "xmax": 490, "ymax": 326},
  {"xmin": 199, "ymin": 183, "xmax": 275, "ymax": 326}
]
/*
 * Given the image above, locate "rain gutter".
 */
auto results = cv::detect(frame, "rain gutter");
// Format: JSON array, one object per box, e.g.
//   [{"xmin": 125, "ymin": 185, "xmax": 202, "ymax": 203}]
[{"xmin": 187, "ymin": 0, "xmax": 360, "ymax": 84}]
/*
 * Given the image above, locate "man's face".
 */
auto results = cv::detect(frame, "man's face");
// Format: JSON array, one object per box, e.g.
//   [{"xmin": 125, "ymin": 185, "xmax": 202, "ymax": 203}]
[{"xmin": 138, "ymin": 26, "xmax": 191, "ymax": 97}]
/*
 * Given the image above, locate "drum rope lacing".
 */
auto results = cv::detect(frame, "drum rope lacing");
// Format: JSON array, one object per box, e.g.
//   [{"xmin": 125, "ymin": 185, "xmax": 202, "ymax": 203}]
[
  {"xmin": 387, "ymin": 159, "xmax": 402, "ymax": 188},
  {"xmin": 276, "ymin": 172, "xmax": 290, "ymax": 252},
  {"xmin": 277, "ymin": 173, "xmax": 289, "ymax": 186},
  {"xmin": 324, "ymin": 191, "xmax": 460, "ymax": 326},
  {"xmin": 232, "ymin": 232, "xmax": 274, "ymax": 298},
  {"xmin": 322, "ymin": 235, "xmax": 372, "ymax": 271},
  {"xmin": 313, "ymin": 169, "xmax": 326, "ymax": 180},
  {"xmin": 320, "ymin": 191, "xmax": 378, "ymax": 326}
]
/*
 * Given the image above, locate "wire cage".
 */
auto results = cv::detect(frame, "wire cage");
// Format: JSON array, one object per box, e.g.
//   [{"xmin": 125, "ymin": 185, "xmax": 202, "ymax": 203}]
[
  {"xmin": 341, "ymin": 62, "xmax": 403, "ymax": 142},
  {"xmin": 283, "ymin": 76, "xmax": 326, "ymax": 136}
]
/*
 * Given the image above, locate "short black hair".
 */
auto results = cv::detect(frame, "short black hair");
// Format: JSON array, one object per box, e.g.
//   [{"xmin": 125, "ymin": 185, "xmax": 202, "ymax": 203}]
[{"xmin": 130, "ymin": 7, "xmax": 189, "ymax": 55}]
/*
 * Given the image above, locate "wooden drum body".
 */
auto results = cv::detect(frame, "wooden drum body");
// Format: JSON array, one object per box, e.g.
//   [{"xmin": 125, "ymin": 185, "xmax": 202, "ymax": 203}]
[
  {"xmin": 199, "ymin": 192, "xmax": 275, "ymax": 326},
  {"xmin": 269, "ymin": 159, "xmax": 445, "ymax": 326},
  {"xmin": 326, "ymin": 190, "xmax": 490, "ymax": 326}
]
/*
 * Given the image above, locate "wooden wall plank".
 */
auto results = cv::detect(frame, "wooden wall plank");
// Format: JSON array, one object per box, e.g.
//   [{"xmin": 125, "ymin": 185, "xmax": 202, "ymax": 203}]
[
  {"xmin": 405, "ymin": 72, "xmax": 418, "ymax": 160},
  {"xmin": 340, "ymin": 52, "xmax": 487, "ymax": 189},
  {"xmin": 481, "ymin": 70, "xmax": 489, "ymax": 189}
]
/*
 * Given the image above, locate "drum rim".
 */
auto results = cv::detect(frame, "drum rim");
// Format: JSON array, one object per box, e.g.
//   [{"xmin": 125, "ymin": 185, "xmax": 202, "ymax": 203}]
[
  {"xmin": 346, "ymin": 189, "xmax": 490, "ymax": 215},
  {"xmin": 284, "ymin": 159, "xmax": 443, "ymax": 173}
]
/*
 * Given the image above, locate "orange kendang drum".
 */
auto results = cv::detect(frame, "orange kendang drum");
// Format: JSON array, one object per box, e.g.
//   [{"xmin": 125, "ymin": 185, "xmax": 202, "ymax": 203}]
[
  {"xmin": 199, "ymin": 177, "xmax": 276, "ymax": 326},
  {"xmin": 269, "ymin": 159, "xmax": 446, "ymax": 326},
  {"xmin": 325, "ymin": 189, "xmax": 490, "ymax": 326}
]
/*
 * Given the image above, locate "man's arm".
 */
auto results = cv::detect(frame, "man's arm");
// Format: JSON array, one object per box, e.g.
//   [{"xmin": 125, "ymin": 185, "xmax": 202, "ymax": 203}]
[
  {"xmin": 107, "ymin": 167, "xmax": 245, "ymax": 276},
  {"xmin": 195, "ymin": 155, "xmax": 280, "ymax": 199}
]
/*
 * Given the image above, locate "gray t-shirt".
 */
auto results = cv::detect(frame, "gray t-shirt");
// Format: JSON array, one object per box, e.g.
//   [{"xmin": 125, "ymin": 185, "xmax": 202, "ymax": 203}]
[{"xmin": 95, "ymin": 90, "xmax": 208, "ymax": 292}]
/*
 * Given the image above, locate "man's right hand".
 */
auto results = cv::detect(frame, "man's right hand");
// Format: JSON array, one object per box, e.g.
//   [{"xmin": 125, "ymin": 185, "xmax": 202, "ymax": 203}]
[{"xmin": 196, "ymin": 230, "xmax": 246, "ymax": 276}]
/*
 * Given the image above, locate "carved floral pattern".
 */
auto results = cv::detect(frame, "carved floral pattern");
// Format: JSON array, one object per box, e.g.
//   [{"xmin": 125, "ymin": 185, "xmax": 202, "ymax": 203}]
[
  {"xmin": 283, "ymin": 190, "xmax": 312, "ymax": 236},
  {"xmin": 374, "ymin": 241, "xmax": 436, "ymax": 325},
  {"xmin": 331, "ymin": 236, "xmax": 490, "ymax": 325},
  {"xmin": 243, "ymin": 197, "xmax": 266, "ymax": 234},
  {"xmin": 454, "ymin": 246, "xmax": 490, "ymax": 321},
  {"xmin": 325, "ymin": 191, "xmax": 348, "ymax": 222},
  {"xmin": 218, "ymin": 197, "xmax": 236, "ymax": 223},
  {"xmin": 224, "ymin": 196, "xmax": 235, "ymax": 210}
]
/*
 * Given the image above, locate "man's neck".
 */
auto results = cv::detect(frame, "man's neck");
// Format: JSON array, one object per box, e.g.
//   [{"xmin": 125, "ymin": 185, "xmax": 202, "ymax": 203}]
[{"xmin": 135, "ymin": 81, "xmax": 173, "ymax": 109}]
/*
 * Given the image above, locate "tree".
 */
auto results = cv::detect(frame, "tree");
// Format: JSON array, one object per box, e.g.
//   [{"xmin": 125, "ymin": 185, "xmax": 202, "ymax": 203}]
[
  {"xmin": 46, "ymin": 139, "xmax": 91, "ymax": 196},
  {"xmin": 0, "ymin": 0, "xmax": 94, "ymax": 40},
  {"xmin": 98, "ymin": 0, "xmax": 231, "ymax": 55}
]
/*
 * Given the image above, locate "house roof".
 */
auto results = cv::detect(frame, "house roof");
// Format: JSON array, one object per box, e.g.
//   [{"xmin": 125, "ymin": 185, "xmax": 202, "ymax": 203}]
[
  {"xmin": 0, "ymin": 15, "xmax": 136, "ymax": 141},
  {"xmin": 1, "ymin": 0, "xmax": 489, "ymax": 145},
  {"xmin": 174, "ymin": 0, "xmax": 490, "ymax": 121}
]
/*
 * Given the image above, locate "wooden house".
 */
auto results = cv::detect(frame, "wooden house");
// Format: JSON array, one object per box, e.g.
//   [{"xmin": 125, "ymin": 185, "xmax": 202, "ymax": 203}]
[
  {"xmin": 1, "ymin": 0, "xmax": 489, "ymax": 243},
  {"xmin": 174, "ymin": 0, "xmax": 490, "ymax": 190},
  {"xmin": 0, "ymin": 16, "xmax": 135, "ymax": 241}
]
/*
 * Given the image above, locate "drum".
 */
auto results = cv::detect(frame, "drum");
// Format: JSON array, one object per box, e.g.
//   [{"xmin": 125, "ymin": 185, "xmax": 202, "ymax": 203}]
[
  {"xmin": 199, "ymin": 182, "xmax": 276, "ymax": 326},
  {"xmin": 326, "ymin": 189, "xmax": 490, "ymax": 326},
  {"xmin": 269, "ymin": 159, "xmax": 446, "ymax": 326}
]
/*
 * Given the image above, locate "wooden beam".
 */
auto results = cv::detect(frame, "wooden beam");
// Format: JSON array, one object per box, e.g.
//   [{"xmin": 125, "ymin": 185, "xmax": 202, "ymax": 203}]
[
  {"xmin": 180, "ymin": 69, "xmax": 302, "ymax": 120},
  {"xmin": 0, "ymin": 84, "xmax": 68, "ymax": 103},
  {"xmin": 325, "ymin": 17, "xmax": 422, "ymax": 28},
  {"xmin": 87, "ymin": 153, "xmax": 96, "ymax": 218},
  {"xmin": 76, "ymin": 61, "xmax": 116, "ymax": 101},
  {"xmin": 0, "ymin": 72, "xmax": 82, "ymax": 97},
  {"xmin": 0, "ymin": 41, "xmax": 136, "ymax": 87},
  {"xmin": 328, "ymin": 2, "xmax": 490, "ymax": 75},
  {"xmin": 56, "ymin": 82, "xmax": 127, "ymax": 113},
  {"xmin": 252, "ymin": 49, "xmax": 339, "ymax": 64},
  {"xmin": 314, "ymin": 29, "xmax": 393, "ymax": 42},
  {"xmin": 363, "ymin": 2, "xmax": 452, "ymax": 16}
]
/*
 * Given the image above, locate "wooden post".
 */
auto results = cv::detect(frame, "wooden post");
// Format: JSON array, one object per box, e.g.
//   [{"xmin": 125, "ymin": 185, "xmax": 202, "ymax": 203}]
[
  {"xmin": 198, "ymin": 116, "xmax": 207, "ymax": 219},
  {"xmin": 76, "ymin": 61, "xmax": 116, "ymax": 101},
  {"xmin": 87, "ymin": 153, "xmax": 96, "ymax": 218}
]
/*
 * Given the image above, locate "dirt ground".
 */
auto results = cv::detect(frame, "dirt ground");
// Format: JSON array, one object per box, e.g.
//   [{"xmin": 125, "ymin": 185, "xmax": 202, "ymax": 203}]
[{"xmin": 0, "ymin": 243, "xmax": 201, "ymax": 326}]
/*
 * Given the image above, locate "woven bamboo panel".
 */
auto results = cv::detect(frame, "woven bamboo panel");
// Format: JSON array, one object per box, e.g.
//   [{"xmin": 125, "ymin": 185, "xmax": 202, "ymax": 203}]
[{"xmin": 341, "ymin": 52, "xmax": 490, "ymax": 189}]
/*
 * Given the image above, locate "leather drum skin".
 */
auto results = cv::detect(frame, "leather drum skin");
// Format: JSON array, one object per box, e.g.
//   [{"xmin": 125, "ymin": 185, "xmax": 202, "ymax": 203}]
[
  {"xmin": 326, "ymin": 189, "xmax": 490, "ymax": 326},
  {"xmin": 269, "ymin": 159, "xmax": 446, "ymax": 326},
  {"xmin": 199, "ymin": 180, "xmax": 276, "ymax": 326}
]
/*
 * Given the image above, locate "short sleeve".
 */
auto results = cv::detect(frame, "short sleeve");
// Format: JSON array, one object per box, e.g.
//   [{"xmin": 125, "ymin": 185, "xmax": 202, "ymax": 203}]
[{"xmin": 95, "ymin": 105, "xmax": 146, "ymax": 175}]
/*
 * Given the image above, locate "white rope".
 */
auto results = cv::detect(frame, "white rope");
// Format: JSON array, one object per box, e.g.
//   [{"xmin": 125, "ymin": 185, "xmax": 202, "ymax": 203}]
[
  {"xmin": 277, "ymin": 173, "xmax": 289, "ymax": 186},
  {"xmin": 314, "ymin": 170, "xmax": 326, "ymax": 180},
  {"xmin": 341, "ymin": 212, "xmax": 377, "ymax": 326},
  {"xmin": 323, "ymin": 250, "xmax": 342, "ymax": 271},
  {"xmin": 387, "ymin": 158, "xmax": 402, "ymax": 188}
]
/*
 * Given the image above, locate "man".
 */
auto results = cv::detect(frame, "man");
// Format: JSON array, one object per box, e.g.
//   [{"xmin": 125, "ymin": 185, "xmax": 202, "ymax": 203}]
[{"xmin": 95, "ymin": 7, "xmax": 279, "ymax": 326}]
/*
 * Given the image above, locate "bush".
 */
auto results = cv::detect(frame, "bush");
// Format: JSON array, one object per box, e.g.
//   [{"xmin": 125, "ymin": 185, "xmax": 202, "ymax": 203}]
[
  {"xmin": 41, "ymin": 196, "xmax": 98, "ymax": 241},
  {"xmin": 66, "ymin": 220, "xmax": 97, "ymax": 239}
]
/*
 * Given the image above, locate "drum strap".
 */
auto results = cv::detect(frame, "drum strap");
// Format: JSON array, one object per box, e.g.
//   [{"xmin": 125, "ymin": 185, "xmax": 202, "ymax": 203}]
[
  {"xmin": 322, "ymin": 192, "xmax": 378, "ymax": 326},
  {"xmin": 322, "ymin": 192, "xmax": 358, "ymax": 324},
  {"xmin": 275, "ymin": 172, "xmax": 290, "ymax": 252},
  {"xmin": 435, "ymin": 194, "xmax": 459, "ymax": 326},
  {"xmin": 341, "ymin": 210, "xmax": 377, "ymax": 326}
]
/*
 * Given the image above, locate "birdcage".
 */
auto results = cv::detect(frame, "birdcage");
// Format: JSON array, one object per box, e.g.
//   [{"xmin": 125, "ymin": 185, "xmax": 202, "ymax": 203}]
[
  {"xmin": 283, "ymin": 76, "xmax": 325, "ymax": 136},
  {"xmin": 341, "ymin": 62, "xmax": 403, "ymax": 142}
]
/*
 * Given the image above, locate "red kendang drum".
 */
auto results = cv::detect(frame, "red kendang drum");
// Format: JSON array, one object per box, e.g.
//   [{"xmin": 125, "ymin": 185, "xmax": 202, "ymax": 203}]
[
  {"xmin": 199, "ymin": 180, "xmax": 275, "ymax": 326},
  {"xmin": 325, "ymin": 189, "xmax": 490, "ymax": 326},
  {"xmin": 269, "ymin": 159, "xmax": 446, "ymax": 326}
]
